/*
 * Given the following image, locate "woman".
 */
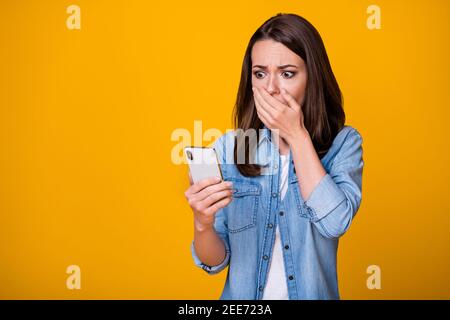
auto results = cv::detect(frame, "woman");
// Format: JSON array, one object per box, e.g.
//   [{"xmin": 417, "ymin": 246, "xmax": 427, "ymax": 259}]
[{"xmin": 184, "ymin": 13, "xmax": 364, "ymax": 300}]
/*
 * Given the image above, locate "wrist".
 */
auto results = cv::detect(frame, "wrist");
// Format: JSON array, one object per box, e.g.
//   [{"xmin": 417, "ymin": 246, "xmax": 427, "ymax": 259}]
[
  {"xmin": 287, "ymin": 127, "xmax": 310, "ymax": 147},
  {"xmin": 194, "ymin": 218, "xmax": 214, "ymax": 233}
]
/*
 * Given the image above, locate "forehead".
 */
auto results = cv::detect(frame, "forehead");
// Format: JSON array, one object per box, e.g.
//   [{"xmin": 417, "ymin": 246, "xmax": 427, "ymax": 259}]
[{"xmin": 251, "ymin": 39, "xmax": 302, "ymax": 65}]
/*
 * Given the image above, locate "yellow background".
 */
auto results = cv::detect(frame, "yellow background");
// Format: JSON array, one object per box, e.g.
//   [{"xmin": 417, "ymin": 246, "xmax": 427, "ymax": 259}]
[{"xmin": 1, "ymin": 0, "xmax": 449, "ymax": 299}]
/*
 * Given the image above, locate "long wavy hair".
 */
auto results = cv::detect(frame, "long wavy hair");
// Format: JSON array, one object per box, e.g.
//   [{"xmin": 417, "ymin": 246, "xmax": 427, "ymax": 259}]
[{"xmin": 233, "ymin": 13, "xmax": 345, "ymax": 177}]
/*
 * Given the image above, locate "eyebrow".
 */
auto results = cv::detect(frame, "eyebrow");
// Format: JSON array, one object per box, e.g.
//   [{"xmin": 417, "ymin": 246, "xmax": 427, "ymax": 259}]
[{"xmin": 252, "ymin": 64, "xmax": 299, "ymax": 69}]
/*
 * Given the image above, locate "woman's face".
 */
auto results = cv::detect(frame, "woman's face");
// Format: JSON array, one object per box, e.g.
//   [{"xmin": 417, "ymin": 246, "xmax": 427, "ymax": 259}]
[{"xmin": 251, "ymin": 39, "xmax": 307, "ymax": 106}]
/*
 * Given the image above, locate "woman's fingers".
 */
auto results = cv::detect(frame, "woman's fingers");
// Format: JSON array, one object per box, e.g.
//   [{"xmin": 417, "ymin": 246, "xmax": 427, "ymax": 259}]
[
  {"xmin": 258, "ymin": 86, "xmax": 285, "ymax": 112},
  {"xmin": 194, "ymin": 180, "xmax": 233, "ymax": 202},
  {"xmin": 185, "ymin": 178, "xmax": 233, "ymax": 226},
  {"xmin": 185, "ymin": 176, "xmax": 220, "ymax": 198},
  {"xmin": 204, "ymin": 196, "xmax": 233, "ymax": 216},
  {"xmin": 280, "ymin": 88, "xmax": 300, "ymax": 111},
  {"xmin": 254, "ymin": 95, "xmax": 273, "ymax": 127},
  {"xmin": 200, "ymin": 189, "xmax": 234, "ymax": 211},
  {"xmin": 253, "ymin": 87, "xmax": 277, "ymax": 119}
]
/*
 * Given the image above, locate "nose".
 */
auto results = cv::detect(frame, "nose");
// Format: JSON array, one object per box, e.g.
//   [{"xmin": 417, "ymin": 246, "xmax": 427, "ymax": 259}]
[{"xmin": 266, "ymin": 74, "xmax": 280, "ymax": 95}]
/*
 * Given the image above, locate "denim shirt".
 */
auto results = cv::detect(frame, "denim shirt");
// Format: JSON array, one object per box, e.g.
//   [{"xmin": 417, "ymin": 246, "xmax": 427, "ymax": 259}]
[{"xmin": 190, "ymin": 124, "xmax": 364, "ymax": 300}]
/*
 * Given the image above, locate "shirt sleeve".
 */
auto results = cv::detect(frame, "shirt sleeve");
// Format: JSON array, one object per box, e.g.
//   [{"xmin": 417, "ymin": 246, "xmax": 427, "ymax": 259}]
[
  {"xmin": 302, "ymin": 128, "xmax": 364, "ymax": 239},
  {"xmin": 190, "ymin": 133, "xmax": 231, "ymax": 274}
]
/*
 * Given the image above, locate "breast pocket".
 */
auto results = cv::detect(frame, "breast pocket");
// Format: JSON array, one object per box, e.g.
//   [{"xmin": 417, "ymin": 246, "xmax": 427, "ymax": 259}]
[{"xmin": 226, "ymin": 178, "xmax": 261, "ymax": 233}]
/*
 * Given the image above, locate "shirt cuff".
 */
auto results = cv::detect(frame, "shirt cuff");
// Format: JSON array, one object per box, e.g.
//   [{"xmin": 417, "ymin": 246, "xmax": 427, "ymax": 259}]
[
  {"xmin": 190, "ymin": 237, "xmax": 230, "ymax": 275},
  {"xmin": 303, "ymin": 173, "xmax": 347, "ymax": 222}
]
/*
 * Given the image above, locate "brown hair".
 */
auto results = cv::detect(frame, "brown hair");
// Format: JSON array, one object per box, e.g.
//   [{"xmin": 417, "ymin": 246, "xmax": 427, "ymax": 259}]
[{"xmin": 232, "ymin": 13, "xmax": 345, "ymax": 177}]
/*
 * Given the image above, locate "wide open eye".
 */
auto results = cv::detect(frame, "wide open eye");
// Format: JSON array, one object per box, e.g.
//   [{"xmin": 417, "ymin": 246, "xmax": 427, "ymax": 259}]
[
  {"xmin": 281, "ymin": 71, "xmax": 296, "ymax": 79},
  {"xmin": 253, "ymin": 71, "xmax": 265, "ymax": 79}
]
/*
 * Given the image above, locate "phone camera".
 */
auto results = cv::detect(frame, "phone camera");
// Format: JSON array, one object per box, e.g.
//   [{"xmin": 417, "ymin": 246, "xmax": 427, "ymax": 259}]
[{"xmin": 186, "ymin": 150, "xmax": 193, "ymax": 161}]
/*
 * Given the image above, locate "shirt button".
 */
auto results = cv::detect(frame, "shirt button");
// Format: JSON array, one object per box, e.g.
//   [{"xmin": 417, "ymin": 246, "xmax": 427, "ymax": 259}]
[
  {"xmin": 263, "ymin": 255, "xmax": 269, "ymax": 260},
  {"xmin": 288, "ymin": 275, "xmax": 294, "ymax": 280},
  {"xmin": 267, "ymin": 223, "xmax": 273, "ymax": 229},
  {"xmin": 274, "ymin": 164, "xmax": 278, "ymax": 169},
  {"xmin": 279, "ymin": 211, "xmax": 284, "ymax": 216},
  {"xmin": 284, "ymin": 245, "xmax": 290, "ymax": 250},
  {"xmin": 259, "ymin": 286, "xmax": 263, "ymax": 291},
  {"xmin": 272, "ymin": 192, "xmax": 277, "ymax": 198}
]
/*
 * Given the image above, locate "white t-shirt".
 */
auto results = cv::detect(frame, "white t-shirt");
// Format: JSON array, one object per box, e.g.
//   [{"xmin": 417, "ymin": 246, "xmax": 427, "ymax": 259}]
[{"xmin": 262, "ymin": 153, "xmax": 290, "ymax": 300}]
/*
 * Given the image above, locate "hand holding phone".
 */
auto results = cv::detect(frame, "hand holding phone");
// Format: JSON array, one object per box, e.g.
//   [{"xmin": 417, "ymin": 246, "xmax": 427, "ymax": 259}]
[{"xmin": 184, "ymin": 147, "xmax": 233, "ymax": 231}]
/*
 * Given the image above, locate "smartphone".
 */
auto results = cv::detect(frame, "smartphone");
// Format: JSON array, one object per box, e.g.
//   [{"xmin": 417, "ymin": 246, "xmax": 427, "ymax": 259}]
[{"xmin": 184, "ymin": 146, "xmax": 223, "ymax": 184}]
